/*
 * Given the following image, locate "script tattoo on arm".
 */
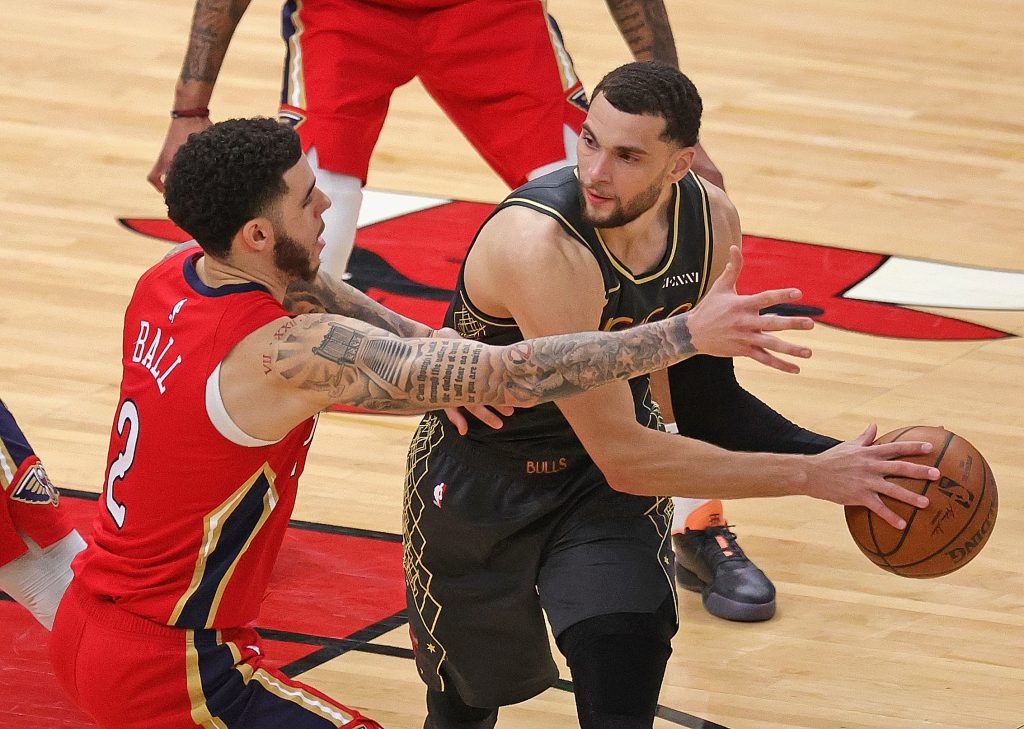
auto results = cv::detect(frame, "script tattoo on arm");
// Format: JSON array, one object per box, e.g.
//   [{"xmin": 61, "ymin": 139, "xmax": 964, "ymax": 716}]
[
  {"xmin": 605, "ymin": 0, "xmax": 678, "ymax": 66},
  {"xmin": 270, "ymin": 314, "xmax": 696, "ymax": 412},
  {"xmin": 180, "ymin": 0, "xmax": 252, "ymax": 84},
  {"xmin": 283, "ymin": 273, "xmax": 433, "ymax": 338}
]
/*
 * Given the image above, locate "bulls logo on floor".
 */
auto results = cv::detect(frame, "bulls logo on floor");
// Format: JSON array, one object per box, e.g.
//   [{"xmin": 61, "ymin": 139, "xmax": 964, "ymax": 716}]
[{"xmin": 120, "ymin": 188, "xmax": 1022, "ymax": 341}]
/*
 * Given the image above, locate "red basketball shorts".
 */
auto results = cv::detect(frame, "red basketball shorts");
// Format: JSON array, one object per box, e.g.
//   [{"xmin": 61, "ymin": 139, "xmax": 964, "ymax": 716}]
[
  {"xmin": 51, "ymin": 581, "xmax": 381, "ymax": 729},
  {"xmin": 278, "ymin": 0, "xmax": 587, "ymax": 186}
]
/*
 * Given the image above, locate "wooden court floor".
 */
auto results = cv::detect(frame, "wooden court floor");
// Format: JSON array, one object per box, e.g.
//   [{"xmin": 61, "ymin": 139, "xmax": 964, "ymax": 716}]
[{"xmin": 1, "ymin": 0, "xmax": 1022, "ymax": 727}]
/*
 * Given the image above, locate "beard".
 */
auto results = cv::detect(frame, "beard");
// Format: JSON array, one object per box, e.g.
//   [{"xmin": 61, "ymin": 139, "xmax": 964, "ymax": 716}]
[
  {"xmin": 273, "ymin": 227, "xmax": 319, "ymax": 282},
  {"xmin": 578, "ymin": 176, "xmax": 664, "ymax": 229}
]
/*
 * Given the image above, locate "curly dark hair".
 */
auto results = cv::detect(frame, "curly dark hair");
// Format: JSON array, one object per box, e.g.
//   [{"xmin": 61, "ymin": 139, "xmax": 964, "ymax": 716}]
[
  {"xmin": 164, "ymin": 117, "xmax": 302, "ymax": 258},
  {"xmin": 592, "ymin": 60, "xmax": 702, "ymax": 148}
]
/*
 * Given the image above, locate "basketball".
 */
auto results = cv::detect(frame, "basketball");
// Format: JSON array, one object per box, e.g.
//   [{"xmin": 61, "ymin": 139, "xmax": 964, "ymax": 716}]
[{"xmin": 844, "ymin": 426, "xmax": 998, "ymax": 578}]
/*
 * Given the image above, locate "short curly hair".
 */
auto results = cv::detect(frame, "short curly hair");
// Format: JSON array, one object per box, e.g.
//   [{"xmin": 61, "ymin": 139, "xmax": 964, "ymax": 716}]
[
  {"xmin": 164, "ymin": 118, "xmax": 302, "ymax": 258},
  {"xmin": 592, "ymin": 61, "xmax": 702, "ymax": 148}
]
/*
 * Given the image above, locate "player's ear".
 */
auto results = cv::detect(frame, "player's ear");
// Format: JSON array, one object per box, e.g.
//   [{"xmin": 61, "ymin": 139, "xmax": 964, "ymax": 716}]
[
  {"xmin": 238, "ymin": 217, "xmax": 273, "ymax": 253},
  {"xmin": 668, "ymin": 146, "xmax": 695, "ymax": 183}
]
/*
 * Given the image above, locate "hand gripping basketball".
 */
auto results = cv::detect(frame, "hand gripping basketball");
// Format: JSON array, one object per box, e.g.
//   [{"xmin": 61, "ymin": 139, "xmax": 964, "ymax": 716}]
[{"xmin": 686, "ymin": 246, "xmax": 814, "ymax": 373}]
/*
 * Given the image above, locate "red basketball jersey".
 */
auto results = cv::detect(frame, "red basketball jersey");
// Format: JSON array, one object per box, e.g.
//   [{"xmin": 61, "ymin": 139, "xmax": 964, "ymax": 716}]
[
  {"xmin": 74, "ymin": 247, "xmax": 317, "ymax": 629},
  {"xmin": 0, "ymin": 400, "xmax": 75, "ymax": 565}
]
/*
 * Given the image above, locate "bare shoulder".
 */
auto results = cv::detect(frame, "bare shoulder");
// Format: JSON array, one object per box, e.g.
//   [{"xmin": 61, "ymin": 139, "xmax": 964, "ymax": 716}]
[
  {"xmin": 699, "ymin": 179, "xmax": 741, "ymax": 281},
  {"xmin": 465, "ymin": 205, "xmax": 604, "ymax": 318}
]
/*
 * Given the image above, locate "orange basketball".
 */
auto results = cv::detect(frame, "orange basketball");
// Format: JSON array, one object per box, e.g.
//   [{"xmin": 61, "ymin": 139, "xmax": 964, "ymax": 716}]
[{"xmin": 844, "ymin": 426, "xmax": 998, "ymax": 578}]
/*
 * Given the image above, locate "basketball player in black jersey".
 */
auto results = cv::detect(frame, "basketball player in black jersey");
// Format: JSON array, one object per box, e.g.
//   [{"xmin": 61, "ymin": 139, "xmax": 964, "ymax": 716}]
[{"xmin": 402, "ymin": 61, "xmax": 937, "ymax": 729}]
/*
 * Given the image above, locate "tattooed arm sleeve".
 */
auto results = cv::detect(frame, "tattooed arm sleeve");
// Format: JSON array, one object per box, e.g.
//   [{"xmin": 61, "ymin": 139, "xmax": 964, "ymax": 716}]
[
  {"xmin": 269, "ymin": 314, "xmax": 697, "ymax": 412},
  {"xmin": 282, "ymin": 272, "xmax": 434, "ymax": 339},
  {"xmin": 605, "ymin": 0, "xmax": 678, "ymax": 66},
  {"xmin": 173, "ymin": 0, "xmax": 253, "ymax": 107}
]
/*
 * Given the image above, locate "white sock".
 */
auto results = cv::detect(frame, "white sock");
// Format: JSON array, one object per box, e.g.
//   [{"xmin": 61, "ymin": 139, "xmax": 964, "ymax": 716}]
[
  {"xmin": 661, "ymin": 420, "xmax": 714, "ymax": 533},
  {"xmin": 526, "ymin": 124, "xmax": 580, "ymax": 180},
  {"xmin": 0, "ymin": 529, "xmax": 86, "ymax": 630},
  {"xmin": 307, "ymin": 147, "xmax": 362, "ymax": 280}
]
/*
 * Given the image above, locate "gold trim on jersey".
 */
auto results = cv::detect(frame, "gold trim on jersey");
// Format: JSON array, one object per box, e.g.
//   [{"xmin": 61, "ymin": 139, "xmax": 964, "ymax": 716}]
[
  {"xmin": 541, "ymin": 0, "xmax": 579, "ymax": 90},
  {"xmin": 248, "ymin": 669, "xmax": 349, "ymax": 726},
  {"xmin": 503, "ymin": 197, "xmax": 592, "ymax": 250},
  {"xmin": 692, "ymin": 171, "xmax": 713, "ymax": 301},
  {"xmin": 594, "ymin": 180, "xmax": 683, "ymax": 284},
  {"xmin": 284, "ymin": 0, "xmax": 307, "ymax": 109},
  {"xmin": 646, "ymin": 496, "xmax": 679, "ymax": 623},
  {"xmin": 403, "ymin": 414, "xmax": 450, "ymax": 692},
  {"xmin": 0, "ymin": 439, "xmax": 16, "ymax": 490},
  {"xmin": 454, "ymin": 290, "xmax": 519, "ymax": 331},
  {"xmin": 169, "ymin": 464, "xmax": 281, "ymax": 628},
  {"xmin": 186, "ymin": 631, "xmax": 351, "ymax": 727},
  {"xmin": 186, "ymin": 630, "xmax": 230, "ymax": 729}
]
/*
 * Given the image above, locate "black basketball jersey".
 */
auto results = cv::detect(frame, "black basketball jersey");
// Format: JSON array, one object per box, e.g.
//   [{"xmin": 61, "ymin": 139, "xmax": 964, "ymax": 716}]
[{"xmin": 443, "ymin": 165, "xmax": 713, "ymax": 461}]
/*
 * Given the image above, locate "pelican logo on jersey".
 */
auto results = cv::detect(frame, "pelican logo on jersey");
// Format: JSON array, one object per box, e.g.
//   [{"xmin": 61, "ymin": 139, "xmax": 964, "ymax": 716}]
[
  {"xmin": 168, "ymin": 297, "xmax": 188, "ymax": 323},
  {"xmin": 433, "ymin": 482, "xmax": 447, "ymax": 508},
  {"xmin": 11, "ymin": 461, "xmax": 60, "ymax": 507},
  {"xmin": 131, "ymin": 320, "xmax": 184, "ymax": 394},
  {"xmin": 662, "ymin": 271, "xmax": 701, "ymax": 288}
]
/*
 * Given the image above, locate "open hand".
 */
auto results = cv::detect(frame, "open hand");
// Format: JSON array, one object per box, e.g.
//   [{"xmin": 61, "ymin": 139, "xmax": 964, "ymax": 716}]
[
  {"xmin": 806, "ymin": 424, "xmax": 938, "ymax": 529},
  {"xmin": 686, "ymin": 246, "xmax": 814, "ymax": 373}
]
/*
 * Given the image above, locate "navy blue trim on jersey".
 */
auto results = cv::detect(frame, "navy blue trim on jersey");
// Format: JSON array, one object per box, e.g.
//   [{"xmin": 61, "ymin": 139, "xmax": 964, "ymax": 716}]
[
  {"xmin": 0, "ymin": 400, "xmax": 35, "ymax": 467},
  {"xmin": 174, "ymin": 471, "xmax": 274, "ymax": 628},
  {"xmin": 183, "ymin": 254, "xmax": 269, "ymax": 297}
]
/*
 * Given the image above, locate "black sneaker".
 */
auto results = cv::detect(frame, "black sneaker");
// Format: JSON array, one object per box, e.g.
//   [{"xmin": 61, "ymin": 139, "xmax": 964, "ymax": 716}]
[{"xmin": 673, "ymin": 525, "xmax": 776, "ymax": 622}]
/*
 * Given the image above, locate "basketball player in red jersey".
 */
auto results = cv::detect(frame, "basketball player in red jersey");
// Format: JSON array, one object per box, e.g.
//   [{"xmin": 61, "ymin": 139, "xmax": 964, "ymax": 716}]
[
  {"xmin": 147, "ymin": 0, "xmax": 721, "ymax": 280},
  {"xmin": 52, "ymin": 118, "xmax": 818, "ymax": 729},
  {"xmin": 0, "ymin": 398, "xmax": 86, "ymax": 629},
  {"xmin": 146, "ymin": 0, "xmax": 779, "ymax": 623}
]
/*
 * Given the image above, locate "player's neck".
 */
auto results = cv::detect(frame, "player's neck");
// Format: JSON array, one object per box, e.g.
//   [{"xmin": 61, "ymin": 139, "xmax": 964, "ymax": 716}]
[
  {"xmin": 195, "ymin": 253, "xmax": 286, "ymax": 300},
  {"xmin": 597, "ymin": 188, "xmax": 674, "ymax": 274}
]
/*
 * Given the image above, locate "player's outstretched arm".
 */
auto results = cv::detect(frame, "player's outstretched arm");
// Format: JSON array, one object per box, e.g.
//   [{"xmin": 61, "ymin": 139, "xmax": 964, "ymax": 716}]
[{"xmin": 147, "ymin": 0, "xmax": 253, "ymax": 192}]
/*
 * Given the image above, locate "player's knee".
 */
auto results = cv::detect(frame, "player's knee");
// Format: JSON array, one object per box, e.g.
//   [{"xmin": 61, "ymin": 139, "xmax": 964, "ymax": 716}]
[
  {"xmin": 424, "ymin": 687, "xmax": 498, "ymax": 729},
  {"xmin": 556, "ymin": 594, "xmax": 676, "ymax": 729}
]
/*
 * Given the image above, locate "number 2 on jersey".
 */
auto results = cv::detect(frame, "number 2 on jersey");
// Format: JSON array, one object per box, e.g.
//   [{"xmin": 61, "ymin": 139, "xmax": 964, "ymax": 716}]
[{"xmin": 106, "ymin": 399, "xmax": 139, "ymax": 528}]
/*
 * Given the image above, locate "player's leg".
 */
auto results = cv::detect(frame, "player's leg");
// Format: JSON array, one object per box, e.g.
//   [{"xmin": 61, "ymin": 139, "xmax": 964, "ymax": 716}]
[
  {"xmin": 404, "ymin": 416, "xmax": 560, "ymax": 722},
  {"xmin": 539, "ymin": 482, "xmax": 678, "ymax": 728},
  {"xmin": 0, "ymin": 530, "xmax": 85, "ymax": 629},
  {"xmin": 0, "ymin": 398, "xmax": 84, "ymax": 628},
  {"xmin": 278, "ymin": 0, "xmax": 417, "ymax": 278},
  {"xmin": 556, "ymin": 594, "xmax": 676, "ymax": 729},
  {"xmin": 420, "ymin": 0, "xmax": 587, "ymax": 188},
  {"xmin": 51, "ymin": 581, "xmax": 381, "ymax": 729},
  {"xmin": 670, "ymin": 496, "xmax": 776, "ymax": 622}
]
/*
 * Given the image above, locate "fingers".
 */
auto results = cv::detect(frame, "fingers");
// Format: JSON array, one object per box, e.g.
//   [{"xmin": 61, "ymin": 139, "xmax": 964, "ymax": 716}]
[
  {"xmin": 877, "ymin": 457, "xmax": 940, "ymax": 483},
  {"xmin": 869, "ymin": 439, "xmax": 934, "ymax": 459},
  {"xmin": 747, "ymin": 348, "xmax": 802, "ymax": 374},
  {"xmin": 756, "ymin": 313, "xmax": 814, "ymax": 333},
  {"xmin": 713, "ymin": 245, "xmax": 742, "ymax": 290},
  {"xmin": 865, "ymin": 497, "xmax": 909, "ymax": 530},
  {"xmin": 853, "ymin": 423, "xmax": 877, "ymax": 446},
  {"xmin": 146, "ymin": 163, "xmax": 166, "ymax": 193},
  {"xmin": 444, "ymin": 407, "xmax": 468, "ymax": 436},
  {"xmin": 750, "ymin": 287, "xmax": 804, "ymax": 311},
  {"xmin": 463, "ymin": 405, "xmax": 506, "ymax": 430},
  {"xmin": 877, "ymin": 479, "xmax": 930, "ymax": 510}
]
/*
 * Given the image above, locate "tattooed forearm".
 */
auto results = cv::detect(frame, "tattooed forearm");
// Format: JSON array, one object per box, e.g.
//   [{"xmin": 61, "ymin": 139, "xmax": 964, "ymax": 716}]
[
  {"xmin": 179, "ymin": 0, "xmax": 252, "ymax": 85},
  {"xmin": 605, "ymin": 0, "xmax": 678, "ymax": 66},
  {"xmin": 272, "ymin": 312, "xmax": 697, "ymax": 412},
  {"xmin": 283, "ymin": 272, "xmax": 432, "ymax": 337}
]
